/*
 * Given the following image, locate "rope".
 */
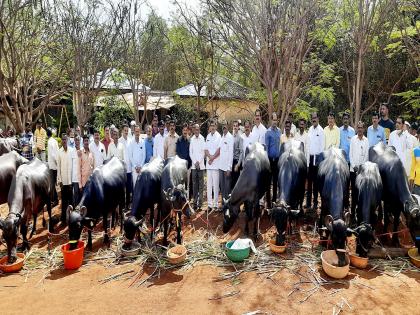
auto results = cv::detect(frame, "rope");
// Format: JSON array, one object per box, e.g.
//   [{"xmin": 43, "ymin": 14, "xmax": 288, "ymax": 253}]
[{"xmin": 375, "ymin": 228, "xmax": 409, "ymax": 238}]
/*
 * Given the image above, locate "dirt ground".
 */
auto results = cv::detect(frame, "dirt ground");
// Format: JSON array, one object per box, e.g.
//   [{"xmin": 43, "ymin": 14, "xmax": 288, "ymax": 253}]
[{"xmin": 0, "ymin": 203, "xmax": 420, "ymax": 315}]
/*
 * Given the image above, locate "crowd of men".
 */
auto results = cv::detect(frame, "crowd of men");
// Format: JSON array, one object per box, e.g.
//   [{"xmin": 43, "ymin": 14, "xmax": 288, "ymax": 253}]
[{"xmin": 7, "ymin": 102, "xmax": 420, "ymax": 225}]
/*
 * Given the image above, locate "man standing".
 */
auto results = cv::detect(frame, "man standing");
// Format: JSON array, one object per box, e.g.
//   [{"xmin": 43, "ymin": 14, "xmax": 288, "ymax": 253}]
[
  {"xmin": 306, "ymin": 113, "xmax": 325, "ymax": 210},
  {"xmin": 389, "ymin": 116, "xmax": 410, "ymax": 174},
  {"xmin": 283, "ymin": 114, "xmax": 297, "ymax": 136},
  {"xmin": 251, "ymin": 109, "xmax": 267, "ymax": 147},
  {"xmin": 119, "ymin": 125, "xmax": 132, "ymax": 208},
  {"xmin": 349, "ymin": 122, "xmax": 369, "ymax": 221},
  {"xmin": 107, "ymin": 128, "xmax": 125, "ymax": 160},
  {"xmin": 205, "ymin": 119, "xmax": 221, "ymax": 211},
  {"xmin": 379, "ymin": 103, "xmax": 395, "ymax": 141},
  {"xmin": 241, "ymin": 120, "xmax": 254, "ymax": 157},
  {"xmin": 47, "ymin": 128, "xmax": 59, "ymax": 206},
  {"xmin": 71, "ymin": 136, "xmax": 82, "ymax": 206},
  {"xmin": 164, "ymin": 120, "xmax": 178, "ymax": 159},
  {"xmin": 151, "ymin": 114, "xmax": 159, "ymax": 137},
  {"xmin": 324, "ymin": 112, "xmax": 340, "ymax": 149},
  {"xmin": 176, "ymin": 124, "xmax": 191, "ymax": 167},
  {"xmin": 231, "ymin": 120, "xmax": 244, "ymax": 190},
  {"xmin": 129, "ymin": 121, "xmax": 136, "ymax": 139},
  {"xmin": 79, "ymin": 135, "xmax": 95, "ymax": 192},
  {"xmin": 89, "ymin": 130, "xmax": 106, "ymax": 167},
  {"xmin": 339, "ymin": 113, "xmax": 355, "ymax": 163},
  {"xmin": 20, "ymin": 122, "xmax": 34, "ymax": 161},
  {"xmin": 68, "ymin": 128, "xmax": 75, "ymax": 149},
  {"xmin": 128, "ymin": 125, "xmax": 146, "ymax": 186},
  {"xmin": 218, "ymin": 121, "xmax": 234, "ymax": 206},
  {"xmin": 153, "ymin": 120, "xmax": 166, "ymax": 159},
  {"xmin": 57, "ymin": 134, "xmax": 73, "ymax": 224},
  {"xmin": 294, "ymin": 118, "xmax": 308, "ymax": 157},
  {"xmin": 265, "ymin": 113, "xmax": 281, "ymax": 208},
  {"xmin": 280, "ymin": 120, "xmax": 294, "ymax": 144},
  {"xmin": 144, "ymin": 125, "xmax": 154, "ymax": 163},
  {"xmin": 367, "ymin": 112, "xmax": 386, "ymax": 147},
  {"xmin": 102, "ymin": 126, "xmax": 113, "ymax": 155},
  {"xmin": 189, "ymin": 124, "xmax": 205, "ymax": 210},
  {"xmin": 34, "ymin": 119, "xmax": 47, "ymax": 161}
]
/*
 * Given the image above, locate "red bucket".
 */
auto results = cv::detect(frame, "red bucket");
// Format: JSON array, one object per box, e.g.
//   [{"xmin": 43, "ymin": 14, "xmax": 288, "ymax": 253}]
[{"xmin": 61, "ymin": 240, "xmax": 85, "ymax": 270}]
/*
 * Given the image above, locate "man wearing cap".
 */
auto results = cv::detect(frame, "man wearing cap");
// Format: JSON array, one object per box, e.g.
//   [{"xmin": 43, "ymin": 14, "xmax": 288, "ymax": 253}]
[
  {"xmin": 324, "ymin": 112, "xmax": 340, "ymax": 149},
  {"xmin": 34, "ymin": 119, "xmax": 47, "ymax": 161},
  {"xmin": 20, "ymin": 122, "xmax": 34, "ymax": 161},
  {"xmin": 128, "ymin": 125, "xmax": 146, "ymax": 186},
  {"xmin": 218, "ymin": 121, "xmax": 234, "ymax": 207},
  {"xmin": 153, "ymin": 120, "xmax": 166, "ymax": 159},
  {"xmin": 129, "ymin": 120, "xmax": 136, "ymax": 139},
  {"xmin": 389, "ymin": 116, "xmax": 410, "ymax": 175},
  {"xmin": 205, "ymin": 119, "xmax": 221, "ymax": 211},
  {"xmin": 164, "ymin": 120, "xmax": 178, "ymax": 159},
  {"xmin": 367, "ymin": 112, "xmax": 386, "ymax": 147},
  {"xmin": 306, "ymin": 113, "xmax": 324, "ymax": 210},
  {"xmin": 265, "ymin": 113, "xmax": 281, "ymax": 208},
  {"xmin": 379, "ymin": 103, "xmax": 395, "ymax": 141}
]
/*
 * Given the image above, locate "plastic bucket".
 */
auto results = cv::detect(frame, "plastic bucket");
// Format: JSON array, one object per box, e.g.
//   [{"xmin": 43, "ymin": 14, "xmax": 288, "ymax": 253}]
[
  {"xmin": 61, "ymin": 241, "xmax": 85, "ymax": 270},
  {"xmin": 225, "ymin": 240, "xmax": 250, "ymax": 262}
]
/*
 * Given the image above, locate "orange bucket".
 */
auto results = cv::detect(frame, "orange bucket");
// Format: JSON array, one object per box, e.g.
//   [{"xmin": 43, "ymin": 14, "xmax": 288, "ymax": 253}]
[{"xmin": 61, "ymin": 241, "xmax": 85, "ymax": 270}]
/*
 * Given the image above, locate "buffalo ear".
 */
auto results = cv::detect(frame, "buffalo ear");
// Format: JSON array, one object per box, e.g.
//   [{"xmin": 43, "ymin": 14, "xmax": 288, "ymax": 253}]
[
  {"xmin": 325, "ymin": 215, "xmax": 333, "ymax": 231},
  {"xmin": 344, "ymin": 212, "xmax": 351, "ymax": 226},
  {"xmin": 80, "ymin": 206, "xmax": 87, "ymax": 217},
  {"xmin": 288, "ymin": 209, "xmax": 300, "ymax": 219},
  {"xmin": 82, "ymin": 217, "xmax": 94, "ymax": 228},
  {"xmin": 346, "ymin": 228, "xmax": 358, "ymax": 237},
  {"xmin": 134, "ymin": 218, "xmax": 142, "ymax": 227}
]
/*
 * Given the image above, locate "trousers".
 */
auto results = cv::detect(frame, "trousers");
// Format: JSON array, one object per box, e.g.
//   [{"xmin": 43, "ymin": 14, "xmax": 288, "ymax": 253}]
[
  {"xmin": 219, "ymin": 170, "xmax": 232, "ymax": 204},
  {"xmin": 191, "ymin": 169, "xmax": 204, "ymax": 208},
  {"xmin": 207, "ymin": 169, "xmax": 219, "ymax": 209}
]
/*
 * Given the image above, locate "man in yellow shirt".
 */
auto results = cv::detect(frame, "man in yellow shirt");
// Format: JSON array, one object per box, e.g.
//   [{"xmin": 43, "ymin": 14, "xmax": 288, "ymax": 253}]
[
  {"xmin": 409, "ymin": 143, "xmax": 420, "ymax": 195},
  {"xmin": 324, "ymin": 112, "xmax": 340, "ymax": 149},
  {"xmin": 34, "ymin": 119, "xmax": 47, "ymax": 161}
]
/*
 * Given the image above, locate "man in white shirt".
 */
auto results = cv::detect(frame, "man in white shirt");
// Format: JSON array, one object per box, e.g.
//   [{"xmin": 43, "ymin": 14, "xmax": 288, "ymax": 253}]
[
  {"xmin": 107, "ymin": 128, "xmax": 125, "ymax": 160},
  {"xmin": 294, "ymin": 118, "xmax": 308, "ymax": 157},
  {"xmin": 89, "ymin": 130, "xmax": 106, "ymax": 167},
  {"xmin": 205, "ymin": 119, "xmax": 221, "ymax": 211},
  {"xmin": 283, "ymin": 114, "xmax": 297, "ymax": 136},
  {"xmin": 119, "ymin": 124, "xmax": 132, "ymax": 208},
  {"xmin": 306, "ymin": 113, "xmax": 325, "ymax": 210},
  {"xmin": 404, "ymin": 121, "xmax": 419, "ymax": 177},
  {"xmin": 219, "ymin": 121, "xmax": 234, "ymax": 207},
  {"xmin": 71, "ymin": 136, "xmax": 82, "ymax": 206},
  {"xmin": 241, "ymin": 120, "xmax": 254, "ymax": 157},
  {"xmin": 153, "ymin": 120, "xmax": 166, "ymax": 159},
  {"xmin": 389, "ymin": 116, "xmax": 410, "ymax": 175},
  {"xmin": 189, "ymin": 124, "xmax": 206, "ymax": 210},
  {"xmin": 47, "ymin": 128, "xmax": 59, "ymax": 206},
  {"xmin": 57, "ymin": 134, "xmax": 74, "ymax": 225},
  {"xmin": 251, "ymin": 108, "xmax": 267, "ymax": 147},
  {"xmin": 128, "ymin": 125, "xmax": 146, "ymax": 186},
  {"xmin": 349, "ymin": 121, "xmax": 369, "ymax": 219}
]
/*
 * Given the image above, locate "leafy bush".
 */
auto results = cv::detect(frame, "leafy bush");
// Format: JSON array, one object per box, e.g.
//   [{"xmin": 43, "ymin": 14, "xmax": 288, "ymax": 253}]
[{"xmin": 93, "ymin": 96, "xmax": 135, "ymax": 131}]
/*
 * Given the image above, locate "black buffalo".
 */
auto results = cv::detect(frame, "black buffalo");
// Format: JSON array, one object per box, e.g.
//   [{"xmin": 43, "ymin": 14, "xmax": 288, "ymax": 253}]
[
  {"xmin": 123, "ymin": 157, "xmax": 164, "ymax": 246},
  {"xmin": 269, "ymin": 140, "xmax": 306, "ymax": 246},
  {"xmin": 67, "ymin": 157, "xmax": 126, "ymax": 250},
  {"xmin": 318, "ymin": 148, "xmax": 351, "ymax": 267},
  {"xmin": 369, "ymin": 143, "xmax": 420, "ymax": 248},
  {"xmin": 223, "ymin": 143, "xmax": 270, "ymax": 239},
  {"xmin": 0, "ymin": 151, "xmax": 28, "ymax": 205},
  {"xmin": 0, "ymin": 158, "xmax": 52, "ymax": 263},
  {"xmin": 160, "ymin": 156, "xmax": 189, "ymax": 245},
  {"xmin": 353, "ymin": 161, "xmax": 383, "ymax": 257}
]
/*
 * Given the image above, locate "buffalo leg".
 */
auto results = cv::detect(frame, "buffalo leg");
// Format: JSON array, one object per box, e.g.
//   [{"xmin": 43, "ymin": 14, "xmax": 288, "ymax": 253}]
[
  {"xmin": 87, "ymin": 230, "xmax": 93, "ymax": 251},
  {"xmin": 103, "ymin": 212, "xmax": 110, "ymax": 247},
  {"xmin": 19, "ymin": 223, "xmax": 30, "ymax": 252},
  {"xmin": 253, "ymin": 203, "xmax": 261, "ymax": 241},
  {"xmin": 29, "ymin": 213, "xmax": 37, "ymax": 239},
  {"xmin": 46, "ymin": 198, "xmax": 53, "ymax": 232},
  {"xmin": 392, "ymin": 210, "xmax": 401, "ymax": 246},
  {"xmin": 163, "ymin": 216, "xmax": 169, "ymax": 246},
  {"xmin": 176, "ymin": 211, "xmax": 182, "ymax": 244},
  {"xmin": 383, "ymin": 203, "xmax": 390, "ymax": 235},
  {"xmin": 244, "ymin": 201, "xmax": 252, "ymax": 236}
]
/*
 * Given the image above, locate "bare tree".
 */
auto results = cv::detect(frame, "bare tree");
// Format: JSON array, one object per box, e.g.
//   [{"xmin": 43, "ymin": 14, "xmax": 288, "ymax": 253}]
[{"xmin": 0, "ymin": 0, "xmax": 68, "ymax": 133}]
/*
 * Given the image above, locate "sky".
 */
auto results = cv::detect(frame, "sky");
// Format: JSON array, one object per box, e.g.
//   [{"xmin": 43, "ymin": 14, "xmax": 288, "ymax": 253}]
[{"xmin": 148, "ymin": 0, "xmax": 201, "ymax": 21}]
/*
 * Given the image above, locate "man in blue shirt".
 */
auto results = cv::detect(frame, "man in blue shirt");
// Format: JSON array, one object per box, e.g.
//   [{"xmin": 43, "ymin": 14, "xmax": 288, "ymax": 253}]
[
  {"xmin": 367, "ymin": 112, "xmax": 386, "ymax": 147},
  {"xmin": 176, "ymin": 123, "xmax": 191, "ymax": 168},
  {"xmin": 265, "ymin": 113, "xmax": 281, "ymax": 208},
  {"xmin": 339, "ymin": 113, "xmax": 355, "ymax": 162},
  {"xmin": 144, "ymin": 125, "xmax": 154, "ymax": 163},
  {"xmin": 20, "ymin": 122, "xmax": 34, "ymax": 160}
]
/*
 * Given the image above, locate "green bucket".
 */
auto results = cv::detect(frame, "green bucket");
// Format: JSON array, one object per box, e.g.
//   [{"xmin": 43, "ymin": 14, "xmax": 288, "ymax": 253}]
[{"xmin": 225, "ymin": 240, "xmax": 251, "ymax": 262}]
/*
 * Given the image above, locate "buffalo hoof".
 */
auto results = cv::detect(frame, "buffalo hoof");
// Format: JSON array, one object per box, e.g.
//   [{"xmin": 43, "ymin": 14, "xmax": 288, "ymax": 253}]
[{"xmin": 17, "ymin": 241, "xmax": 30, "ymax": 252}]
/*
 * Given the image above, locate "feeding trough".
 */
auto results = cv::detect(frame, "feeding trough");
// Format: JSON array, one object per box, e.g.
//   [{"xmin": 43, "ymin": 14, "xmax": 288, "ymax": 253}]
[
  {"xmin": 120, "ymin": 241, "xmax": 141, "ymax": 257},
  {"xmin": 0, "ymin": 253, "xmax": 25, "ymax": 273},
  {"xmin": 321, "ymin": 250, "xmax": 350, "ymax": 279},
  {"xmin": 268, "ymin": 239, "xmax": 287, "ymax": 254},
  {"xmin": 408, "ymin": 248, "xmax": 420, "ymax": 268},
  {"xmin": 225, "ymin": 240, "xmax": 250, "ymax": 262},
  {"xmin": 167, "ymin": 245, "xmax": 187, "ymax": 264},
  {"xmin": 349, "ymin": 253, "xmax": 369, "ymax": 269},
  {"xmin": 61, "ymin": 240, "xmax": 84, "ymax": 270}
]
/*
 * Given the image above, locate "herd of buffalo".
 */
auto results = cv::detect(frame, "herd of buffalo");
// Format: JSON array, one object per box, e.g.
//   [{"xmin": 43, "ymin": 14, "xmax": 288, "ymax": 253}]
[{"xmin": 1, "ymin": 136, "xmax": 420, "ymax": 267}]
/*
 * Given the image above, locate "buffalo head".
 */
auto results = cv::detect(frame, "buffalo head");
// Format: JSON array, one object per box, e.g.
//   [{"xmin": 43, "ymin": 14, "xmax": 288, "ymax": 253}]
[
  {"xmin": 351, "ymin": 223, "xmax": 374, "ymax": 258},
  {"xmin": 222, "ymin": 196, "xmax": 240, "ymax": 233},
  {"xmin": 123, "ymin": 215, "xmax": 145, "ymax": 245},
  {"xmin": 163, "ymin": 184, "xmax": 191, "ymax": 216},
  {"xmin": 325, "ymin": 212, "xmax": 351, "ymax": 267},
  {"xmin": 406, "ymin": 197, "xmax": 420, "ymax": 251},
  {"xmin": 67, "ymin": 205, "xmax": 94, "ymax": 250},
  {"xmin": 268, "ymin": 201, "xmax": 300, "ymax": 246},
  {"xmin": 0, "ymin": 213, "xmax": 21, "ymax": 263}
]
